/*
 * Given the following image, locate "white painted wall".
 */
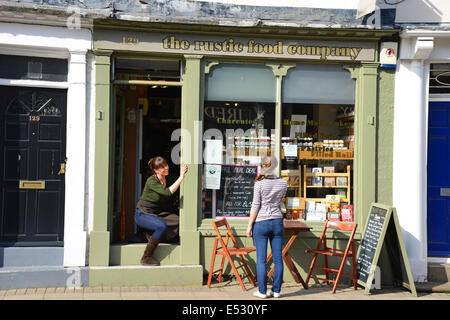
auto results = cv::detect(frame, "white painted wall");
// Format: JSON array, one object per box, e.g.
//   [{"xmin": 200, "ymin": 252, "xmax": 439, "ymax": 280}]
[
  {"xmin": 394, "ymin": 31, "xmax": 450, "ymax": 281},
  {"xmin": 0, "ymin": 22, "xmax": 92, "ymax": 267}
]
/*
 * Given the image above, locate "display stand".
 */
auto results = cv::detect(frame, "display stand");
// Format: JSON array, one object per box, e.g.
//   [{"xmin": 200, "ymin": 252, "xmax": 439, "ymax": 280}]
[{"xmin": 303, "ymin": 164, "xmax": 351, "ymax": 204}]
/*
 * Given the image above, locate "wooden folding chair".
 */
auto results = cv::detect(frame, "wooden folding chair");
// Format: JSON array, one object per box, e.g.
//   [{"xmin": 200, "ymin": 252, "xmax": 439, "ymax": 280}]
[
  {"xmin": 305, "ymin": 220, "xmax": 358, "ymax": 293},
  {"xmin": 207, "ymin": 218, "xmax": 256, "ymax": 291}
]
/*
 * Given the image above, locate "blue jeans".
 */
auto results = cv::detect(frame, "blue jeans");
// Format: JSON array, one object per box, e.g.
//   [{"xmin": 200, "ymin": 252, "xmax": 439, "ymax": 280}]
[
  {"xmin": 252, "ymin": 218, "xmax": 285, "ymax": 294},
  {"xmin": 134, "ymin": 209, "xmax": 168, "ymax": 241}
]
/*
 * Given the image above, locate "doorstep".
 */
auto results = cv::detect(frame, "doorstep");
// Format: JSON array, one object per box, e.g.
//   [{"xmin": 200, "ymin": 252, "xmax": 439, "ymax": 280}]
[{"xmin": 0, "ymin": 266, "xmax": 89, "ymax": 290}]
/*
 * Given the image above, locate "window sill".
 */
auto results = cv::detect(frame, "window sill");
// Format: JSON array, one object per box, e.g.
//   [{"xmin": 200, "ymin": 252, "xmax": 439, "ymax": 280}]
[{"xmin": 198, "ymin": 218, "xmax": 361, "ymax": 239}]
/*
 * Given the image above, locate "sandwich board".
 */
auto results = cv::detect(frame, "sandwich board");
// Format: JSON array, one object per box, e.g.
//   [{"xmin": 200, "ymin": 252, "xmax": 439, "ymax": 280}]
[{"xmin": 355, "ymin": 203, "xmax": 417, "ymax": 296}]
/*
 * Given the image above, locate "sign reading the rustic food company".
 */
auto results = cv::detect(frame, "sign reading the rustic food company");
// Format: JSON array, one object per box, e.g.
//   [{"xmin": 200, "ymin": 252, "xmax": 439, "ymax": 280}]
[{"xmin": 95, "ymin": 30, "xmax": 376, "ymax": 61}]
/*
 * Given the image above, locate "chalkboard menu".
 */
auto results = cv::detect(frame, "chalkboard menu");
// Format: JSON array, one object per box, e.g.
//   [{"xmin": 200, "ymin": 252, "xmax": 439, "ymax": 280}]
[
  {"xmin": 356, "ymin": 206, "xmax": 387, "ymax": 284},
  {"xmin": 355, "ymin": 203, "xmax": 417, "ymax": 296},
  {"xmin": 215, "ymin": 165, "xmax": 258, "ymax": 217}
]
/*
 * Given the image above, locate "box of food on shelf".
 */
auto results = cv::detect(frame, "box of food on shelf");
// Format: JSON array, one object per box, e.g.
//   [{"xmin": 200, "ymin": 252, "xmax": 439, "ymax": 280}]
[
  {"xmin": 341, "ymin": 205, "xmax": 353, "ymax": 222},
  {"xmin": 336, "ymin": 176, "xmax": 348, "ymax": 186},
  {"xmin": 323, "ymin": 166, "xmax": 336, "ymax": 186},
  {"xmin": 312, "ymin": 167, "xmax": 323, "ymax": 186},
  {"xmin": 326, "ymin": 195, "xmax": 341, "ymax": 221}
]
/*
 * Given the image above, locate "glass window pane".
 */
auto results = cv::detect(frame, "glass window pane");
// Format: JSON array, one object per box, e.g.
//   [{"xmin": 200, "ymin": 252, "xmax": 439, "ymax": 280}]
[
  {"xmin": 205, "ymin": 63, "xmax": 276, "ymax": 102},
  {"xmin": 203, "ymin": 63, "xmax": 276, "ymax": 219},
  {"xmin": 281, "ymin": 63, "xmax": 355, "ymax": 222},
  {"xmin": 282, "ymin": 64, "xmax": 355, "ymax": 104},
  {"xmin": 0, "ymin": 55, "xmax": 67, "ymax": 82}
]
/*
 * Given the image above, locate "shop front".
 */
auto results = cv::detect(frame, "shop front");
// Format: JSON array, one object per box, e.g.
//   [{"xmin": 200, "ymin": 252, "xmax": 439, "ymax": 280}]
[{"xmin": 90, "ymin": 21, "xmax": 397, "ymax": 287}]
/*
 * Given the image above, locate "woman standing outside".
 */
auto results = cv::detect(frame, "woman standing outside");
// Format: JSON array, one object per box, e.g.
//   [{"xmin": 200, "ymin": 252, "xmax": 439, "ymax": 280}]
[
  {"xmin": 246, "ymin": 155, "xmax": 287, "ymax": 298},
  {"xmin": 135, "ymin": 156, "xmax": 188, "ymax": 266}
]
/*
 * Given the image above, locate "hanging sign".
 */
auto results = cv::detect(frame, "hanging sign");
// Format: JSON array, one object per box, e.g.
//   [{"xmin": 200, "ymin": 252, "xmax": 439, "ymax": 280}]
[{"xmin": 204, "ymin": 164, "xmax": 222, "ymax": 190}]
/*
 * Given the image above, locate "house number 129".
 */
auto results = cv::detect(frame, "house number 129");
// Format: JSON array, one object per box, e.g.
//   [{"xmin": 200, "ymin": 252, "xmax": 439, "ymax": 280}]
[{"xmin": 29, "ymin": 116, "xmax": 40, "ymax": 121}]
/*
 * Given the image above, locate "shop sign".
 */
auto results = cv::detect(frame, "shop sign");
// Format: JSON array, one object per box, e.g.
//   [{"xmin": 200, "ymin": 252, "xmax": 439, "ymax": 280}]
[{"xmin": 95, "ymin": 30, "xmax": 376, "ymax": 61}]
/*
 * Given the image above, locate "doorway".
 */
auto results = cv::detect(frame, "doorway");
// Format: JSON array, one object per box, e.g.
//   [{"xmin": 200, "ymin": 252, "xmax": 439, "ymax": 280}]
[
  {"xmin": 0, "ymin": 86, "xmax": 67, "ymax": 245},
  {"xmin": 427, "ymin": 101, "xmax": 450, "ymax": 257},
  {"xmin": 111, "ymin": 58, "xmax": 182, "ymax": 244}
]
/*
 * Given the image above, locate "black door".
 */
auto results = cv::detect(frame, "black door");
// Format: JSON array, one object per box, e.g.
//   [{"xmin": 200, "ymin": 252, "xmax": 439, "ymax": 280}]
[{"xmin": 0, "ymin": 86, "xmax": 66, "ymax": 245}]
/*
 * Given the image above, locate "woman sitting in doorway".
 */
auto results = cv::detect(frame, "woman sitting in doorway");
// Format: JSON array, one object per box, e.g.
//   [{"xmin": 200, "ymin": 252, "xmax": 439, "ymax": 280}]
[{"xmin": 135, "ymin": 156, "xmax": 188, "ymax": 266}]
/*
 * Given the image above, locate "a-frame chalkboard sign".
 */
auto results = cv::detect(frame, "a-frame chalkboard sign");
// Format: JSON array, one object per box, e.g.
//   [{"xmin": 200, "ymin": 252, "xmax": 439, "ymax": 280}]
[{"xmin": 356, "ymin": 203, "xmax": 417, "ymax": 296}]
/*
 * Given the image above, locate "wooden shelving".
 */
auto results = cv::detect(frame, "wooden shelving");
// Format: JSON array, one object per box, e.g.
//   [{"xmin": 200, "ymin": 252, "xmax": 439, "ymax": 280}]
[{"xmin": 303, "ymin": 164, "xmax": 351, "ymax": 204}]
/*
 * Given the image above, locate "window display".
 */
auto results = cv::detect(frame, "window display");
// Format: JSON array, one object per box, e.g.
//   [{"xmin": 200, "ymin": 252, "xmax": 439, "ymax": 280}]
[
  {"xmin": 281, "ymin": 103, "xmax": 354, "ymax": 222},
  {"xmin": 201, "ymin": 62, "xmax": 355, "ymax": 221},
  {"xmin": 202, "ymin": 63, "xmax": 276, "ymax": 219},
  {"xmin": 280, "ymin": 64, "xmax": 355, "ymax": 222}
]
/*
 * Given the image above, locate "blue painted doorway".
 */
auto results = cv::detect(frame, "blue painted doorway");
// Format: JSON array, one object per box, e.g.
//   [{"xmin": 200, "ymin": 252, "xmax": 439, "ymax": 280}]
[{"xmin": 428, "ymin": 101, "xmax": 450, "ymax": 256}]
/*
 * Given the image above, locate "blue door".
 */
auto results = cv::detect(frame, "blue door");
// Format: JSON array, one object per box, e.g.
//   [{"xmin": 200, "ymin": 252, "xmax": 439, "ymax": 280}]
[{"xmin": 428, "ymin": 101, "xmax": 450, "ymax": 256}]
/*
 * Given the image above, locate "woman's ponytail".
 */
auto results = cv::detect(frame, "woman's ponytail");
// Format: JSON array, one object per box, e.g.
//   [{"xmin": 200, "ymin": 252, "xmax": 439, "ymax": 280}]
[{"xmin": 148, "ymin": 157, "xmax": 155, "ymax": 173}]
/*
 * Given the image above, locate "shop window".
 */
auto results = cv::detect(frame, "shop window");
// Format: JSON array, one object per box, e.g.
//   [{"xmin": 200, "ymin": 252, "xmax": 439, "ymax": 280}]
[
  {"xmin": 281, "ymin": 64, "xmax": 355, "ymax": 222},
  {"xmin": 0, "ymin": 55, "xmax": 67, "ymax": 82},
  {"xmin": 202, "ymin": 63, "xmax": 276, "ymax": 219}
]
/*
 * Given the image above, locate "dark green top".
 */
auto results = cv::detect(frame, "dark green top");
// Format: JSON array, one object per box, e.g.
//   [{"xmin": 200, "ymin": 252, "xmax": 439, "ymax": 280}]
[{"xmin": 139, "ymin": 175, "xmax": 172, "ymax": 204}]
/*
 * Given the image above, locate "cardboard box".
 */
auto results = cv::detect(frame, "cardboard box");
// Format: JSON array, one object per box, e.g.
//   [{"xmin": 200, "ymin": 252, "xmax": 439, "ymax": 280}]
[
  {"xmin": 312, "ymin": 167, "xmax": 323, "ymax": 186},
  {"xmin": 306, "ymin": 201, "xmax": 327, "ymax": 221},
  {"xmin": 324, "ymin": 177, "xmax": 336, "ymax": 186},
  {"xmin": 323, "ymin": 167, "xmax": 335, "ymax": 173},
  {"xmin": 336, "ymin": 177, "xmax": 348, "ymax": 186},
  {"xmin": 341, "ymin": 204, "xmax": 353, "ymax": 222},
  {"xmin": 326, "ymin": 195, "xmax": 341, "ymax": 221},
  {"xmin": 329, "ymin": 212, "xmax": 341, "ymax": 222},
  {"xmin": 286, "ymin": 197, "xmax": 305, "ymax": 210}
]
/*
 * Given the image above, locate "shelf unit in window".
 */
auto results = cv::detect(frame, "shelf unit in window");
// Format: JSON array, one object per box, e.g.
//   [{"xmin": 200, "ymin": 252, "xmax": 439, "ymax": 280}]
[
  {"xmin": 302, "ymin": 164, "xmax": 351, "ymax": 204},
  {"xmin": 281, "ymin": 170, "xmax": 301, "ymax": 197}
]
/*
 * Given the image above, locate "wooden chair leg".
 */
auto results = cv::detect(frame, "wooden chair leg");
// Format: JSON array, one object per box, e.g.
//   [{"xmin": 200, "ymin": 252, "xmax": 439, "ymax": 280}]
[
  {"xmin": 332, "ymin": 251, "xmax": 350, "ymax": 294},
  {"xmin": 351, "ymin": 243, "xmax": 357, "ymax": 290},
  {"xmin": 305, "ymin": 252, "xmax": 319, "ymax": 284},
  {"xmin": 239, "ymin": 255, "xmax": 256, "ymax": 286},
  {"xmin": 324, "ymin": 255, "xmax": 329, "ymax": 284},
  {"xmin": 227, "ymin": 254, "xmax": 247, "ymax": 291},
  {"xmin": 207, "ymin": 238, "xmax": 218, "ymax": 288},
  {"xmin": 218, "ymin": 255, "xmax": 226, "ymax": 283}
]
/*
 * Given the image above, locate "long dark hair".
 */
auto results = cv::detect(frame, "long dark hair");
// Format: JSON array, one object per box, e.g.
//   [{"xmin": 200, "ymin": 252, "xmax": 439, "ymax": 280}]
[{"xmin": 148, "ymin": 156, "xmax": 168, "ymax": 174}]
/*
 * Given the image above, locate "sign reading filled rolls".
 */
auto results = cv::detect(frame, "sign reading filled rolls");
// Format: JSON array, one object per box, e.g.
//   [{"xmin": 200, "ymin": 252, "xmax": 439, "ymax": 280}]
[{"xmin": 215, "ymin": 165, "xmax": 258, "ymax": 217}]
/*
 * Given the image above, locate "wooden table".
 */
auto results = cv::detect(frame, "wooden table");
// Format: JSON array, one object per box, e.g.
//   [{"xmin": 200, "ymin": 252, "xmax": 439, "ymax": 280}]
[{"xmin": 266, "ymin": 220, "xmax": 312, "ymax": 289}]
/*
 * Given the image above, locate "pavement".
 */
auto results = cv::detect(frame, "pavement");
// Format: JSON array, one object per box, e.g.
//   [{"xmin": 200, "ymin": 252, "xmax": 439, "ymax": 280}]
[{"xmin": 0, "ymin": 279, "xmax": 448, "ymax": 300}]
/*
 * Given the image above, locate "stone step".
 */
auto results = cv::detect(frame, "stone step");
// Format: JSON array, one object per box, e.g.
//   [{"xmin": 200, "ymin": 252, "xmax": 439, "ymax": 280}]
[
  {"xmin": 89, "ymin": 265, "xmax": 204, "ymax": 287},
  {"xmin": 428, "ymin": 262, "xmax": 450, "ymax": 282},
  {"xmin": 0, "ymin": 266, "xmax": 89, "ymax": 290},
  {"xmin": 109, "ymin": 243, "xmax": 180, "ymax": 266},
  {"xmin": 0, "ymin": 247, "xmax": 63, "ymax": 267}
]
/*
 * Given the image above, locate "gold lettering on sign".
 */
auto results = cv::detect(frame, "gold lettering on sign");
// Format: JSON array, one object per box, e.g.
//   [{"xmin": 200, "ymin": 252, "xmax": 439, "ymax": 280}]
[
  {"xmin": 122, "ymin": 36, "xmax": 139, "ymax": 45},
  {"xmin": 161, "ymin": 36, "xmax": 365, "ymax": 60}
]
